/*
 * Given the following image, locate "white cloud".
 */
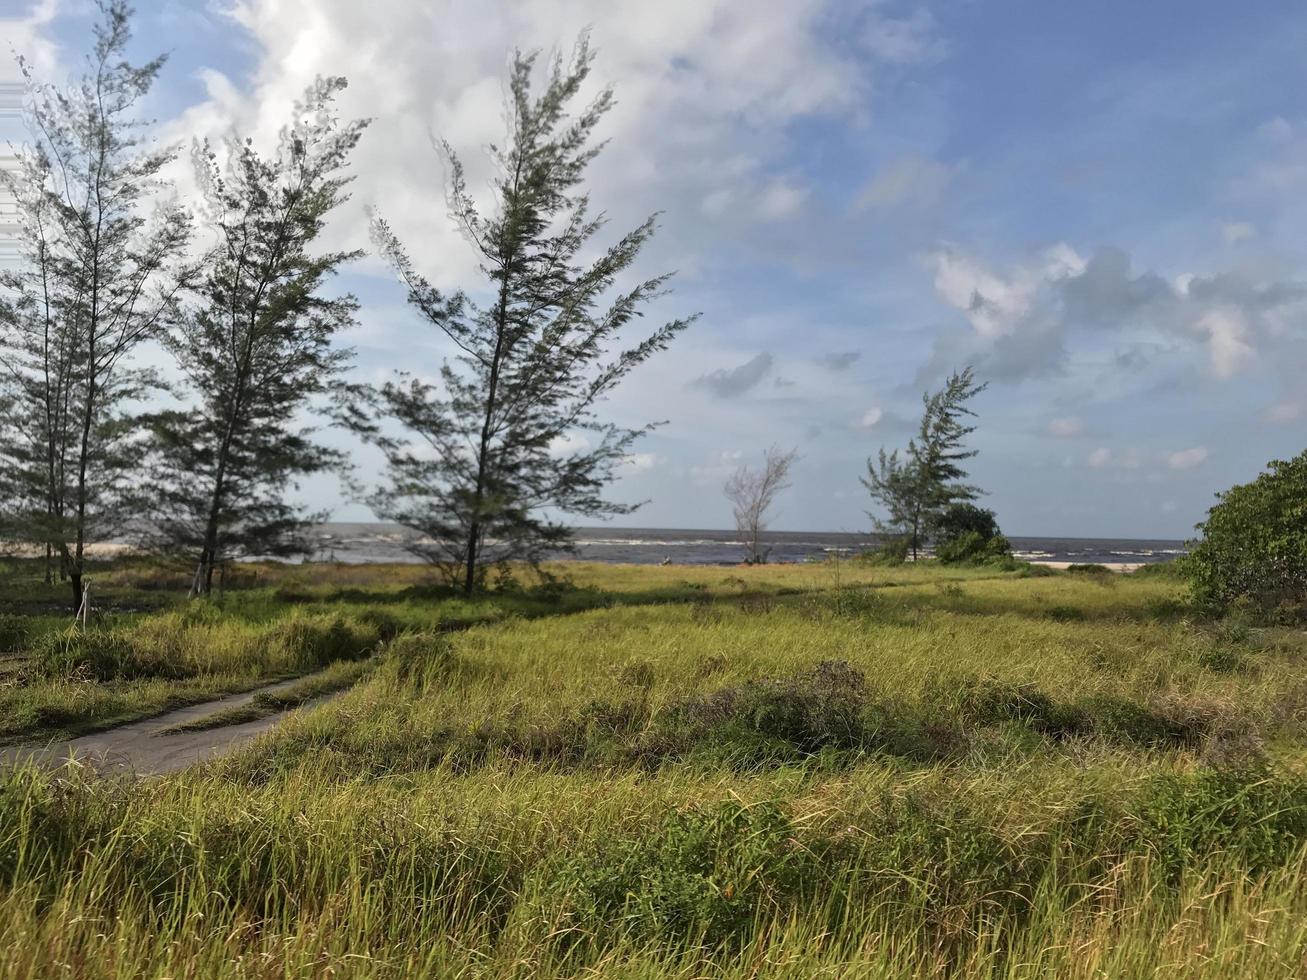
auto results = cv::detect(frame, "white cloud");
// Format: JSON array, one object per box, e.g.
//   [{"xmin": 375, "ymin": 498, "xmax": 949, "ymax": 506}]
[
  {"xmin": 689, "ymin": 448, "xmax": 744, "ymax": 486},
  {"xmin": 1167, "ymin": 446, "xmax": 1209, "ymax": 470},
  {"xmin": 1258, "ymin": 117, "xmax": 1293, "ymax": 143},
  {"xmin": 860, "ymin": 8, "xmax": 943, "ymax": 64},
  {"xmin": 1222, "ymin": 221, "xmax": 1256, "ymax": 244},
  {"xmin": 548, "ymin": 432, "xmax": 592, "ymax": 457},
  {"xmin": 858, "ymin": 406, "xmax": 883, "ymax": 428},
  {"xmin": 756, "ymin": 178, "xmax": 810, "ymax": 220},
  {"xmin": 925, "ymin": 240, "xmax": 1304, "ymax": 386},
  {"xmin": 930, "ymin": 243, "xmax": 1084, "ymax": 339},
  {"xmin": 166, "ymin": 0, "xmax": 910, "ymax": 297},
  {"xmin": 1047, "ymin": 416, "xmax": 1084, "ymax": 438},
  {"xmin": 858, "ymin": 155, "xmax": 958, "ymax": 210},
  {"xmin": 0, "ymin": 1, "xmax": 59, "ymax": 83},
  {"xmin": 1087, "ymin": 447, "xmax": 1112, "ymax": 468},
  {"xmin": 1264, "ymin": 398, "xmax": 1303, "ymax": 423},
  {"xmin": 619, "ymin": 452, "xmax": 660, "ymax": 473},
  {"xmin": 1195, "ymin": 309, "xmax": 1255, "ymax": 379}
]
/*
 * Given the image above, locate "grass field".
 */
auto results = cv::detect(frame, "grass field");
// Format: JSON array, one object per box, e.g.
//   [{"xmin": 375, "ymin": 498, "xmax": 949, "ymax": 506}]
[{"xmin": 2, "ymin": 556, "xmax": 1307, "ymax": 977}]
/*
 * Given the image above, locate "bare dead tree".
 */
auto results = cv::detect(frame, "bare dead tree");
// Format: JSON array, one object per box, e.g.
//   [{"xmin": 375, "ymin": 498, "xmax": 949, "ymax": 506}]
[{"xmin": 724, "ymin": 445, "xmax": 797, "ymax": 564}]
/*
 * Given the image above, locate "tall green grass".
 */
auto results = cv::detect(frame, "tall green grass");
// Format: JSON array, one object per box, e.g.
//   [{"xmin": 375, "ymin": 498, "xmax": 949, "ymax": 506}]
[{"xmin": 3, "ymin": 561, "xmax": 1307, "ymax": 976}]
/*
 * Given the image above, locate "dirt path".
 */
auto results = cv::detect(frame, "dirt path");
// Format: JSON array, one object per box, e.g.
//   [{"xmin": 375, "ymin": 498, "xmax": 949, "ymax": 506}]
[{"xmin": 2, "ymin": 674, "xmax": 343, "ymax": 776}]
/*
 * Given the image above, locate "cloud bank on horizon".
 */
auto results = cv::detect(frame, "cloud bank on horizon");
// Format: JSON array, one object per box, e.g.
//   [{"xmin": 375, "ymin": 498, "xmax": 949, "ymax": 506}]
[{"xmin": 3, "ymin": 0, "xmax": 1305, "ymax": 538}]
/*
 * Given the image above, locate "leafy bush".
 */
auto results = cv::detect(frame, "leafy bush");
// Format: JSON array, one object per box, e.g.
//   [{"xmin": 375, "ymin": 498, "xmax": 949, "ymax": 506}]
[
  {"xmin": 542, "ymin": 801, "xmax": 823, "ymax": 949},
  {"xmin": 934, "ymin": 502, "xmax": 1001, "ymax": 541},
  {"xmin": 33, "ymin": 625, "xmax": 191, "ymax": 681},
  {"xmin": 1129, "ymin": 559, "xmax": 1188, "ymax": 580},
  {"xmin": 261, "ymin": 613, "xmax": 380, "ymax": 669},
  {"xmin": 0, "ymin": 613, "xmax": 27, "ymax": 652},
  {"xmin": 936, "ymin": 530, "xmax": 1013, "ymax": 565},
  {"xmin": 1187, "ymin": 451, "xmax": 1307, "ymax": 619},
  {"xmin": 933, "ymin": 504, "xmax": 1012, "ymax": 564},
  {"xmin": 1066, "ymin": 563, "xmax": 1112, "ymax": 575},
  {"xmin": 1132, "ymin": 767, "xmax": 1307, "ymax": 881},
  {"xmin": 1015, "ymin": 563, "xmax": 1058, "ymax": 578},
  {"xmin": 860, "ymin": 536, "xmax": 909, "ymax": 565},
  {"xmin": 680, "ymin": 660, "xmax": 870, "ymax": 755}
]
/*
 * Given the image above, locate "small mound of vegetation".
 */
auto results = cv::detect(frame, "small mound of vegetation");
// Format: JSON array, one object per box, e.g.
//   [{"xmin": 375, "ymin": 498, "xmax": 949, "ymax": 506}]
[
  {"xmin": 30, "ymin": 610, "xmax": 383, "ymax": 683},
  {"xmin": 1188, "ymin": 450, "xmax": 1307, "ymax": 621},
  {"xmin": 934, "ymin": 504, "xmax": 1012, "ymax": 566},
  {"xmin": 0, "ymin": 614, "xmax": 29, "ymax": 652}
]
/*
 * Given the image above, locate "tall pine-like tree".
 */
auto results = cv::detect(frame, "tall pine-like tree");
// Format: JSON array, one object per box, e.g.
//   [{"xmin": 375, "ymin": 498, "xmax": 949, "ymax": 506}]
[
  {"xmin": 0, "ymin": 1, "xmax": 190, "ymax": 609},
  {"xmin": 145, "ymin": 78, "xmax": 367, "ymax": 596},
  {"xmin": 347, "ymin": 40, "xmax": 694, "ymax": 593},
  {"xmin": 864, "ymin": 367, "xmax": 988, "ymax": 559}
]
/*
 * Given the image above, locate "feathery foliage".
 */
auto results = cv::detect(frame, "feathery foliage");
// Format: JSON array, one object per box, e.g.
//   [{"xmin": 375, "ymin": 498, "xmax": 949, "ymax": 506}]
[
  {"xmin": 864, "ymin": 367, "xmax": 988, "ymax": 559},
  {"xmin": 347, "ymin": 39, "xmax": 694, "ymax": 592},
  {"xmin": 0, "ymin": 1, "xmax": 190, "ymax": 609},
  {"xmin": 144, "ymin": 78, "xmax": 367, "ymax": 596}
]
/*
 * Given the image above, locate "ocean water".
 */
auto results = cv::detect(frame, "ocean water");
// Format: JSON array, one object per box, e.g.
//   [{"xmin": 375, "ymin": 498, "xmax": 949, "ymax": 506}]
[{"xmin": 305, "ymin": 523, "xmax": 1187, "ymax": 566}]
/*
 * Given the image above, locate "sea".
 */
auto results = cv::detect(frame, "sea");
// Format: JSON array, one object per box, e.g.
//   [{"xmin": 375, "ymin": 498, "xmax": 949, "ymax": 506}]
[{"xmin": 304, "ymin": 523, "xmax": 1187, "ymax": 567}]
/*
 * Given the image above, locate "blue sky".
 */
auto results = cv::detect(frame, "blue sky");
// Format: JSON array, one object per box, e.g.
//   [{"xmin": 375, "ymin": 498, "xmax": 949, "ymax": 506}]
[{"xmin": 3, "ymin": 0, "xmax": 1306, "ymax": 538}]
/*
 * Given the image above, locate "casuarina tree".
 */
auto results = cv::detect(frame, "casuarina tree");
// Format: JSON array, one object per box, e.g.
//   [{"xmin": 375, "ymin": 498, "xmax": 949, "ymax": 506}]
[
  {"xmin": 863, "ymin": 367, "xmax": 988, "ymax": 560},
  {"xmin": 0, "ymin": 1, "xmax": 190, "ymax": 611},
  {"xmin": 145, "ymin": 78, "xmax": 368, "ymax": 596},
  {"xmin": 346, "ymin": 39, "xmax": 695, "ymax": 593}
]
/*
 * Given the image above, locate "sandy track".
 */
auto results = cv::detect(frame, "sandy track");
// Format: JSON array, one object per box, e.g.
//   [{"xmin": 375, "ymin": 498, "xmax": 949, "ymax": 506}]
[{"xmin": 2, "ymin": 673, "xmax": 341, "ymax": 776}]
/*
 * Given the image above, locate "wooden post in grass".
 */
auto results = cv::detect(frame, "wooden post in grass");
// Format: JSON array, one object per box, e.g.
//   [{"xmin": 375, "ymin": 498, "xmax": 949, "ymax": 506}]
[{"xmin": 77, "ymin": 580, "xmax": 90, "ymax": 631}]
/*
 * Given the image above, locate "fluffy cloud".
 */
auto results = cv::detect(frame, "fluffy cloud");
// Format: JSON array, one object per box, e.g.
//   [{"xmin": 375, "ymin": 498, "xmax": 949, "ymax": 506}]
[
  {"xmin": 0, "ymin": 1, "xmax": 59, "ymax": 83},
  {"xmin": 1167, "ymin": 446, "xmax": 1209, "ymax": 470},
  {"xmin": 858, "ymin": 155, "xmax": 959, "ymax": 210},
  {"xmin": 1087, "ymin": 447, "xmax": 1112, "ymax": 468},
  {"xmin": 619, "ymin": 452, "xmax": 660, "ymax": 473},
  {"xmin": 1047, "ymin": 417, "xmax": 1084, "ymax": 438},
  {"xmin": 548, "ymin": 431, "xmax": 592, "ymax": 457},
  {"xmin": 926, "ymin": 241, "xmax": 1307, "ymax": 384},
  {"xmin": 159, "ymin": 0, "xmax": 928, "ymax": 295},
  {"xmin": 1222, "ymin": 221, "xmax": 1256, "ymax": 244},
  {"xmin": 1264, "ymin": 398, "xmax": 1303, "ymax": 423},
  {"xmin": 857, "ymin": 406, "xmax": 883, "ymax": 428},
  {"xmin": 931, "ymin": 242, "xmax": 1083, "ymax": 340},
  {"xmin": 1194, "ymin": 310, "xmax": 1255, "ymax": 379},
  {"xmin": 691, "ymin": 352, "xmax": 773, "ymax": 397},
  {"xmin": 817, "ymin": 351, "xmax": 860, "ymax": 371},
  {"xmin": 859, "ymin": 8, "xmax": 944, "ymax": 65},
  {"xmin": 689, "ymin": 448, "xmax": 744, "ymax": 486}
]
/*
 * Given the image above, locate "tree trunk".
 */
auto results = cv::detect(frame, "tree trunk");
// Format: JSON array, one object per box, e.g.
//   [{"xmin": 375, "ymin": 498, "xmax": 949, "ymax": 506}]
[
  {"xmin": 462, "ymin": 522, "xmax": 479, "ymax": 595},
  {"xmin": 69, "ymin": 569, "xmax": 82, "ymax": 613}
]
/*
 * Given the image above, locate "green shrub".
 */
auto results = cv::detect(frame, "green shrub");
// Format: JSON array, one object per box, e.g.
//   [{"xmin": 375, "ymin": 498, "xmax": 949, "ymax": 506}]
[
  {"xmin": 936, "ymin": 531, "xmax": 1013, "ymax": 565},
  {"xmin": 680, "ymin": 660, "xmax": 870, "ymax": 755},
  {"xmin": 33, "ymin": 625, "xmax": 192, "ymax": 681},
  {"xmin": 860, "ymin": 536, "xmax": 909, "ymax": 565},
  {"xmin": 933, "ymin": 504, "xmax": 1012, "ymax": 565},
  {"xmin": 541, "ymin": 801, "xmax": 822, "ymax": 950},
  {"xmin": 1197, "ymin": 646, "xmax": 1247, "ymax": 674},
  {"xmin": 1066, "ymin": 563, "xmax": 1112, "ymax": 575},
  {"xmin": 1016, "ymin": 563, "xmax": 1059, "ymax": 578},
  {"xmin": 1129, "ymin": 559, "xmax": 1188, "ymax": 580},
  {"xmin": 1131, "ymin": 767, "xmax": 1307, "ymax": 881},
  {"xmin": 0, "ymin": 614, "xmax": 27, "ymax": 652},
  {"xmin": 262, "ymin": 613, "xmax": 380, "ymax": 669},
  {"xmin": 1045, "ymin": 605, "xmax": 1087, "ymax": 622},
  {"xmin": 1187, "ymin": 450, "xmax": 1307, "ymax": 619}
]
